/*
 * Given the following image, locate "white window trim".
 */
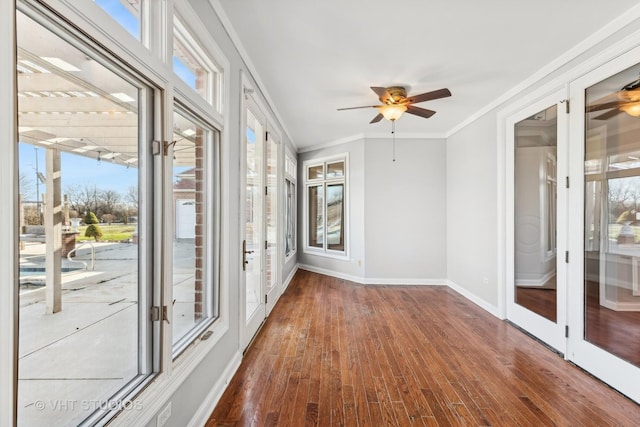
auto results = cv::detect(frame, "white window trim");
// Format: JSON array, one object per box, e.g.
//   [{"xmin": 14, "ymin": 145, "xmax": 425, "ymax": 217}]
[{"xmin": 303, "ymin": 153, "xmax": 349, "ymax": 260}]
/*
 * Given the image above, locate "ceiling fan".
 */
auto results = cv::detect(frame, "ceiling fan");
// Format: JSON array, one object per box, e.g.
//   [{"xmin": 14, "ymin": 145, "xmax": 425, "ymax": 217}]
[
  {"xmin": 587, "ymin": 75, "xmax": 640, "ymax": 120},
  {"xmin": 337, "ymin": 86, "xmax": 451, "ymax": 123}
]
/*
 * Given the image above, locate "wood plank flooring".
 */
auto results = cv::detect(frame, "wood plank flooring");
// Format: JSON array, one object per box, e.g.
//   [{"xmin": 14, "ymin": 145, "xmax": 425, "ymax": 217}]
[{"xmin": 207, "ymin": 270, "xmax": 640, "ymax": 426}]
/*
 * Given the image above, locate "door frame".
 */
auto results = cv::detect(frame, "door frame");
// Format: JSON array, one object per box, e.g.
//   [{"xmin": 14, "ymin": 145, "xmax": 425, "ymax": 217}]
[{"xmin": 505, "ymin": 89, "xmax": 569, "ymax": 354}]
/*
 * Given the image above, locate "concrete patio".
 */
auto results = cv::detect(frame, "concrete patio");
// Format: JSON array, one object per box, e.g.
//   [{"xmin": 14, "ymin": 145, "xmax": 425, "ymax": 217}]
[{"xmin": 17, "ymin": 240, "xmax": 195, "ymax": 426}]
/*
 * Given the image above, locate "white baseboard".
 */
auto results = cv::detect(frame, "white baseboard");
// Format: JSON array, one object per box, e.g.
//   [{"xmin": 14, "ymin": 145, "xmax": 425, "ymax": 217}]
[
  {"xmin": 447, "ymin": 279, "xmax": 501, "ymax": 319},
  {"xmin": 188, "ymin": 350, "xmax": 243, "ymax": 427},
  {"xmin": 298, "ymin": 264, "xmax": 366, "ymax": 284},
  {"xmin": 364, "ymin": 277, "xmax": 447, "ymax": 285},
  {"xmin": 282, "ymin": 264, "xmax": 299, "ymax": 291}
]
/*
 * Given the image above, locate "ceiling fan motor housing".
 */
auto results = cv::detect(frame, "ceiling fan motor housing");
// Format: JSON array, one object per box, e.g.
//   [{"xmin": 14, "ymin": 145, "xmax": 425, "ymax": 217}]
[{"xmin": 386, "ymin": 86, "xmax": 407, "ymax": 103}]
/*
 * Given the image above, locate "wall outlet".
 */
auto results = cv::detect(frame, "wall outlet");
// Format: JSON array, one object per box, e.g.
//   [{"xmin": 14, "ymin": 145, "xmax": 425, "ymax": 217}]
[
  {"xmin": 157, "ymin": 402, "xmax": 171, "ymax": 427},
  {"xmin": 482, "ymin": 277, "xmax": 489, "ymax": 285}
]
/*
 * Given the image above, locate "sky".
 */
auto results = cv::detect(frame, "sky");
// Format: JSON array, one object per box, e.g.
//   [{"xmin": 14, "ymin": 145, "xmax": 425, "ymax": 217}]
[{"xmin": 19, "ymin": 143, "xmax": 138, "ymax": 201}]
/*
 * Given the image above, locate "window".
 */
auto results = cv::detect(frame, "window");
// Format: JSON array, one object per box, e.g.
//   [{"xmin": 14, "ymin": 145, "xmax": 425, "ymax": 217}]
[
  {"xmin": 173, "ymin": 16, "xmax": 221, "ymax": 110},
  {"xmin": 304, "ymin": 156, "xmax": 347, "ymax": 256},
  {"xmin": 16, "ymin": 9, "xmax": 154, "ymax": 425},
  {"xmin": 285, "ymin": 153, "xmax": 297, "ymax": 258},
  {"xmin": 94, "ymin": 0, "xmax": 143, "ymax": 41},
  {"xmin": 171, "ymin": 107, "xmax": 219, "ymax": 357}
]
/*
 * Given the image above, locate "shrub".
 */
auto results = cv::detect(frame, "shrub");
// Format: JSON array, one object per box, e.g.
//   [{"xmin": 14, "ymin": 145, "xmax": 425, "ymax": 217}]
[{"xmin": 84, "ymin": 211, "xmax": 103, "ymax": 241}]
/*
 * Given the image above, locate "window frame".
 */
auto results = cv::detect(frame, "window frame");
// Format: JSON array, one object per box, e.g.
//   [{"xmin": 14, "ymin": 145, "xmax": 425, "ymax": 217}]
[
  {"xmin": 284, "ymin": 151, "xmax": 297, "ymax": 260},
  {"xmin": 14, "ymin": 2, "xmax": 160, "ymax": 424},
  {"xmin": 303, "ymin": 154, "xmax": 348, "ymax": 259},
  {"xmin": 170, "ymin": 103, "xmax": 221, "ymax": 359}
]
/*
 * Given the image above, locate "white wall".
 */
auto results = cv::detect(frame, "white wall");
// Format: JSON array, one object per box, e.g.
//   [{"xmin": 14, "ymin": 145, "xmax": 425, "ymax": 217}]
[
  {"xmin": 364, "ymin": 138, "xmax": 447, "ymax": 283},
  {"xmin": 446, "ymin": 114, "xmax": 500, "ymax": 310}
]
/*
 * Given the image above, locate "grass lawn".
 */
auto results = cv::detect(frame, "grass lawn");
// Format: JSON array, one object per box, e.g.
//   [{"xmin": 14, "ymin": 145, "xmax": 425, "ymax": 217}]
[{"xmin": 76, "ymin": 224, "xmax": 136, "ymax": 242}]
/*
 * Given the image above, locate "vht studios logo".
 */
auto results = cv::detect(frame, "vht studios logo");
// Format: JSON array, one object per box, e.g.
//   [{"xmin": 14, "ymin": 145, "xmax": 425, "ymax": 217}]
[{"xmin": 31, "ymin": 399, "xmax": 143, "ymax": 411}]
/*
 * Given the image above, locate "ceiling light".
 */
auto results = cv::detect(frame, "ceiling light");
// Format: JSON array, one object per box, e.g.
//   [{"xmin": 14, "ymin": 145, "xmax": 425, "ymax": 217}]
[
  {"xmin": 41, "ymin": 57, "xmax": 80, "ymax": 72},
  {"xmin": 111, "ymin": 92, "xmax": 135, "ymax": 102},
  {"xmin": 379, "ymin": 104, "xmax": 407, "ymax": 121},
  {"xmin": 620, "ymin": 101, "xmax": 640, "ymax": 117},
  {"xmin": 182, "ymin": 129, "xmax": 196, "ymax": 136}
]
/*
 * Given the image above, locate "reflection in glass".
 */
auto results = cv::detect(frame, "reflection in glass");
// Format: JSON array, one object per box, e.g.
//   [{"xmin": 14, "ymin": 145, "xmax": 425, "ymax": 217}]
[
  {"xmin": 265, "ymin": 136, "xmax": 278, "ymax": 293},
  {"xmin": 584, "ymin": 64, "xmax": 640, "ymax": 368},
  {"xmin": 327, "ymin": 184, "xmax": 344, "ymax": 251},
  {"xmin": 308, "ymin": 164, "xmax": 323, "ymax": 180},
  {"xmin": 514, "ymin": 105, "xmax": 558, "ymax": 322},
  {"xmin": 308, "ymin": 185, "xmax": 324, "ymax": 248},
  {"xmin": 17, "ymin": 11, "xmax": 142, "ymax": 425},
  {"xmin": 327, "ymin": 161, "xmax": 344, "ymax": 178}
]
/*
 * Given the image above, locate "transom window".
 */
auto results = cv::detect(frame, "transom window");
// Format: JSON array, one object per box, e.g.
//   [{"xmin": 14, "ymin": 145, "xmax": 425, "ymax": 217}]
[
  {"xmin": 304, "ymin": 156, "xmax": 347, "ymax": 257},
  {"xmin": 94, "ymin": 0, "xmax": 143, "ymax": 41},
  {"xmin": 173, "ymin": 16, "xmax": 221, "ymax": 110}
]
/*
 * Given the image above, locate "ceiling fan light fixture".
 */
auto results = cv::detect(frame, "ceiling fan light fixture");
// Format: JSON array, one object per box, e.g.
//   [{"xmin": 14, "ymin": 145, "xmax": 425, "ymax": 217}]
[
  {"xmin": 620, "ymin": 101, "xmax": 640, "ymax": 117},
  {"xmin": 379, "ymin": 103, "xmax": 407, "ymax": 121}
]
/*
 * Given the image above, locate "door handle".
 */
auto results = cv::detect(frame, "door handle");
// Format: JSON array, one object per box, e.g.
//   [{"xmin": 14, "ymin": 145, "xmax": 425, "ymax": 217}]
[{"xmin": 242, "ymin": 240, "xmax": 254, "ymax": 271}]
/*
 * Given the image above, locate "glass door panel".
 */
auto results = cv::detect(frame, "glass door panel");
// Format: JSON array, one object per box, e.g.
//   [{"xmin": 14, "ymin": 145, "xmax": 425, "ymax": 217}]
[
  {"xmin": 245, "ymin": 109, "xmax": 263, "ymax": 322},
  {"xmin": 514, "ymin": 105, "xmax": 558, "ymax": 323},
  {"xmin": 265, "ymin": 132, "xmax": 278, "ymax": 314},
  {"xmin": 584, "ymin": 64, "xmax": 640, "ymax": 369},
  {"xmin": 507, "ymin": 90, "xmax": 567, "ymax": 354}
]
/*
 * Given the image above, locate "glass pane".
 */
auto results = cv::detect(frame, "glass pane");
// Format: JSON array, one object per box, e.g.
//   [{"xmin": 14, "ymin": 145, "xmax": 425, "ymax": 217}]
[
  {"xmin": 245, "ymin": 110, "xmax": 263, "ymax": 319},
  {"xmin": 327, "ymin": 183, "xmax": 344, "ymax": 251},
  {"xmin": 265, "ymin": 137, "xmax": 278, "ymax": 293},
  {"xmin": 308, "ymin": 185, "xmax": 323, "ymax": 248},
  {"xmin": 514, "ymin": 105, "xmax": 558, "ymax": 322},
  {"xmin": 584, "ymin": 64, "xmax": 640, "ymax": 367},
  {"xmin": 17, "ymin": 11, "xmax": 142, "ymax": 425},
  {"xmin": 326, "ymin": 161, "xmax": 344, "ymax": 179},
  {"xmin": 285, "ymin": 179, "xmax": 295, "ymax": 256},
  {"xmin": 172, "ymin": 110, "xmax": 213, "ymax": 352},
  {"xmin": 94, "ymin": 0, "xmax": 142, "ymax": 40},
  {"xmin": 173, "ymin": 19, "xmax": 210, "ymax": 103},
  {"xmin": 307, "ymin": 164, "xmax": 323, "ymax": 180}
]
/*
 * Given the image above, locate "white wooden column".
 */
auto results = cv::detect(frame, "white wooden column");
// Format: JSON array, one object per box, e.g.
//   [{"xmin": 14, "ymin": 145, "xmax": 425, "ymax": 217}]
[{"xmin": 45, "ymin": 148, "xmax": 62, "ymax": 314}]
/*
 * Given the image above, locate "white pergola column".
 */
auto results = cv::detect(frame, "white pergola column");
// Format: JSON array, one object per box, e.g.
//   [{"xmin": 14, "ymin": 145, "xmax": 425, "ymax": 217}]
[{"xmin": 45, "ymin": 148, "xmax": 62, "ymax": 314}]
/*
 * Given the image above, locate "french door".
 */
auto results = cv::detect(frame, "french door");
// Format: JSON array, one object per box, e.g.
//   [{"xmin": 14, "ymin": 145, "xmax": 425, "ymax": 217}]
[
  {"xmin": 241, "ymin": 94, "xmax": 280, "ymax": 350},
  {"xmin": 567, "ymin": 46, "xmax": 640, "ymax": 403},
  {"xmin": 508, "ymin": 47, "xmax": 640, "ymax": 404},
  {"xmin": 507, "ymin": 90, "xmax": 568, "ymax": 353}
]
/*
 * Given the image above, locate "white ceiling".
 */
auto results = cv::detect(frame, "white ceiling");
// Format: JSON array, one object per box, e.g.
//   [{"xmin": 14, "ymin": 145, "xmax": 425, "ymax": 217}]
[{"xmin": 215, "ymin": 0, "xmax": 640, "ymax": 151}]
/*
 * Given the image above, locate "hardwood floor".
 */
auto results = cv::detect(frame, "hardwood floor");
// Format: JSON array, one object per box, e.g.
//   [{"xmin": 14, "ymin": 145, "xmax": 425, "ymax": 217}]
[{"xmin": 207, "ymin": 270, "xmax": 640, "ymax": 426}]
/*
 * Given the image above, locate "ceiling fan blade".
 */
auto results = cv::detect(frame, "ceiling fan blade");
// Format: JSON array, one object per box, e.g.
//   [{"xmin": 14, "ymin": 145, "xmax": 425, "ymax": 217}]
[
  {"xmin": 593, "ymin": 108, "xmax": 622, "ymax": 120},
  {"xmin": 406, "ymin": 88, "xmax": 451, "ymax": 104},
  {"xmin": 406, "ymin": 105, "xmax": 436, "ymax": 119},
  {"xmin": 370, "ymin": 86, "xmax": 392, "ymax": 104},
  {"xmin": 587, "ymin": 101, "xmax": 624, "ymax": 113},
  {"xmin": 337, "ymin": 105, "xmax": 380, "ymax": 111},
  {"xmin": 370, "ymin": 113, "xmax": 384, "ymax": 124}
]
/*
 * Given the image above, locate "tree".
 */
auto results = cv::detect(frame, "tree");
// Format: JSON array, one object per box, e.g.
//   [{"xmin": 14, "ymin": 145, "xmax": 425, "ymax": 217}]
[{"xmin": 84, "ymin": 211, "xmax": 103, "ymax": 241}]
